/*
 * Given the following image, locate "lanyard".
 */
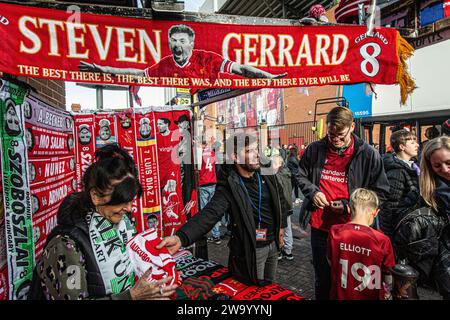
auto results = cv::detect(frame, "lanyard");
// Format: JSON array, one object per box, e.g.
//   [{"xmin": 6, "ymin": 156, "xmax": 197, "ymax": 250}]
[{"xmin": 239, "ymin": 173, "xmax": 262, "ymax": 227}]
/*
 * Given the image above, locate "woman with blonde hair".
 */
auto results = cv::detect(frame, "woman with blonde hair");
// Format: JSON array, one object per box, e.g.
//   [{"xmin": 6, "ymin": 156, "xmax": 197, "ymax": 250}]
[
  {"xmin": 395, "ymin": 136, "xmax": 450, "ymax": 299},
  {"xmin": 420, "ymin": 136, "xmax": 450, "ymax": 216}
]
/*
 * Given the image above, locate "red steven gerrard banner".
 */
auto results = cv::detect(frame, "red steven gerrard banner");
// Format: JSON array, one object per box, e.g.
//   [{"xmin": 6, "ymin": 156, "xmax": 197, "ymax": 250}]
[{"xmin": 0, "ymin": 2, "xmax": 415, "ymax": 103}]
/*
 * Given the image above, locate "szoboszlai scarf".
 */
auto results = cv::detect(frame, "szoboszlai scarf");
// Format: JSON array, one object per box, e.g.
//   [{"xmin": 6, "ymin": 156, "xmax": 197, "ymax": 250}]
[{"xmin": 86, "ymin": 211, "xmax": 136, "ymax": 295}]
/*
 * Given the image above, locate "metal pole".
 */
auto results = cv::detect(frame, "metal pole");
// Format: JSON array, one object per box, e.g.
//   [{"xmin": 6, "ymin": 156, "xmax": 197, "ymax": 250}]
[
  {"xmin": 379, "ymin": 123, "xmax": 386, "ymax": 155},
  {"xmin": 368, "ymin": 124, "xmax": 374, "ymax": 145},
  {"xmin": 128, "ymin": 87, "xmax": 134, "ymax": 108},
  {"xmin": 416, "ymin": 120, "xmax": 421, "ymax": 144},
  {"xmin": 282, "ymin": 0, "xmax": 286, "ymax": 19},
  {"xmin": 96, "ymin": 86, "xmax": 103, "ymax": 110},
  {"xmin": 367, "ymin": 0, "xmax": 377, "ymax": 35}
]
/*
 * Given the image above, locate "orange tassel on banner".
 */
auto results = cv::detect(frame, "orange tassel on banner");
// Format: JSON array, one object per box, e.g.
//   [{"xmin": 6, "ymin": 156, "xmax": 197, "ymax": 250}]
[{"xmin": 396, "ymin": 32, "xmax": 417, "ymax": 105}]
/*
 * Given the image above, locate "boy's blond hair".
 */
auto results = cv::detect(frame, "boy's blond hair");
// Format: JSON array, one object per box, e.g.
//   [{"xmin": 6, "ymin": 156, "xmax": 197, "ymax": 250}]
[{"xmin": 349, "ymin": 188, "xmax": 379, "ymax": 218}]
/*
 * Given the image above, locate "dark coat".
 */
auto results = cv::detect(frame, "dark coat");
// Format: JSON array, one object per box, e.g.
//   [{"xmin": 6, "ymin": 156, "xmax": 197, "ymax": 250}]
[
  {"xmin": 275, "ymin": 167, "xmax": 293, "ymax": 215},
  {"xmin": 394, "ymin": 207, "xmax": 450, "ymax": 297},
  {"xmin": 294, "ymin": 134, "xmax": 390, "ymax": 230},
  {"xmin": 286, "ymin": 155, "xmax": 300, "ymax": 187},
  {"xmin": 380, "ymin": 153, "xmax": 420, "ymax": 238},
  {"xmin": 29, "ymin": 193, "xmax": 110, "ymax": 299},
  {"xmin": 175, "ymin": 164, "xmax": 287, "ymax": 286},
  {"xmin": 394, "ymin": 177, "xmax": 450, "ymax": 298},
  {"xmin": 436, "ymin": 177, "xmax": 450, "ymax": 219}
]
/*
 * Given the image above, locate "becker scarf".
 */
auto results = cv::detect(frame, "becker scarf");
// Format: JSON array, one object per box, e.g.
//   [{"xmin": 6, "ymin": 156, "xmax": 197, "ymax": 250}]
[{"xmin": 85, "ymin": 211, "xmax": 136, "ymax": 295}]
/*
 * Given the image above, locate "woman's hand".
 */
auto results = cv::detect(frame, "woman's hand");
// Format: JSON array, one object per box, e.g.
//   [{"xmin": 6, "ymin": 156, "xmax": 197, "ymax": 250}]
[{"xmin": 130, "ymin": 269, "xmax": 178, "ymax": 300}]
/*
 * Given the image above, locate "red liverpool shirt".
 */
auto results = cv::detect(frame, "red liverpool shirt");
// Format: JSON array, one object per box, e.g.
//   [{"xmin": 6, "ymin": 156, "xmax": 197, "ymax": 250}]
[
  {"xmin": 156, "ymin": 132, "xmax": 180, "ymax": 184},
  {"xmin": 327, "ymin": 223, "xmax": 396, "ymax": 300},
  {"xmin": 145, "ymin": 49, "xmax": 234, "ymax": 81},
  {"xmin": 199, "ymin": 146, "xmax": 217, "ymax": 186},
  {"xmin": 310, "ymin": 138, "xmax": 355, "ymax": 232}
]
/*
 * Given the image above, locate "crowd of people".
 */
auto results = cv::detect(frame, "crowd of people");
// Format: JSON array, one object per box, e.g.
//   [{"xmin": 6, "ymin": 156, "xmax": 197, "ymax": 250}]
[{"xmin": 28, "ymin": 106, "xmax": 450, "ymax": 300}]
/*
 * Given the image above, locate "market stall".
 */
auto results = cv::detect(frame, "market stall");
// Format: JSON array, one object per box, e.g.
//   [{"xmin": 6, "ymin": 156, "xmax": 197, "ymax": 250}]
[{"xmin": 0, "ymin": 0, "xmax": 416, "ymax": 300}]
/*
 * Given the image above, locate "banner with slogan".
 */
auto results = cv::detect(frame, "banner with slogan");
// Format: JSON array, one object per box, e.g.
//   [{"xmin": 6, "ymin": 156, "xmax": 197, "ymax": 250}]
[
  {"xmin": 116, "ymin": 109, "xmax": 143, "ymax": 233},
  {"xmin": 0, "ymin": 2, "xmax": 415, "ymax": 103},
  {"xmin": 74, "ymin": 114, "xmax": 96, "ymax": 192},
  {"xmin": 135, "ymin": 109, "xmax": 162, "ymax": 236},
  {"xmin": 0, "ymin": 80, "xmax": 35, "ymax": 300}
]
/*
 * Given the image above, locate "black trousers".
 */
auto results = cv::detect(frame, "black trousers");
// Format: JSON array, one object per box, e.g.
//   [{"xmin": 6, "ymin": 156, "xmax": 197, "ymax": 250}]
[{"xmin": 310, "ymin": 227, "xmax": 331, "ymax": 300}]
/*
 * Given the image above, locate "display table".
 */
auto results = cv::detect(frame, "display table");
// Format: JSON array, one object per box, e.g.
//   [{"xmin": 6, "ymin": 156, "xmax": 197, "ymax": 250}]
[{"xmin": 174, "ymin": 250, "xmax": 304, "ymax": 300}]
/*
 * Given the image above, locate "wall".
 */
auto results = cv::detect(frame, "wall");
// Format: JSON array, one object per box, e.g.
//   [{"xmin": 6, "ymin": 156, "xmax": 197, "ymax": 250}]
[
  {"xmin": 371, "ymin": 38, "xmax": 450, "ymax": 117},
  {"xmin": 18, "ymin": 77, "xmax": 66, "ymax": 110}
]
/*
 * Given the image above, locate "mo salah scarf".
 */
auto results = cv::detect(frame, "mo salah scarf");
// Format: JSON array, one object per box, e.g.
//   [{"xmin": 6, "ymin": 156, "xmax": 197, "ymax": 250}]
[{"xmin": 85, "ymin": 211, "xmax": 136, "ymax": 295}]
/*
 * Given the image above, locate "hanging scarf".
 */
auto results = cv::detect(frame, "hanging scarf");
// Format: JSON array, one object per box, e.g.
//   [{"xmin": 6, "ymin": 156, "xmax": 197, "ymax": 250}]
[{"xmin": 86, "ymin": 211, "xmax": 136, "ymax": 295}]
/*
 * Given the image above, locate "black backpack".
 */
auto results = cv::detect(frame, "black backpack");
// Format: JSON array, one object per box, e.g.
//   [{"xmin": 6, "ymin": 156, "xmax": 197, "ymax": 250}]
[{"xmin": 393, "ymin": 206, "xmax": 449, "ymax": 279}]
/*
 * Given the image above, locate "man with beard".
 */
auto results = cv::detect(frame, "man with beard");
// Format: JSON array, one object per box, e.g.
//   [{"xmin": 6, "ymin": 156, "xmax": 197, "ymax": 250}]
[
  {"xmin": 79, "ymin": 24, "xmax": 286, "ymax": 82},
  {"xmin": 157, "ymin": 133, "xmax": 288, "ymax": 286}
]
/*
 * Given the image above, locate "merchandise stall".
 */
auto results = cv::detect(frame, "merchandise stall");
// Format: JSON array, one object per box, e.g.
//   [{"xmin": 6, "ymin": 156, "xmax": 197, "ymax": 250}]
[{"xmin": 0, "ymin": 1, "xmax": 415, "ymax": 300}]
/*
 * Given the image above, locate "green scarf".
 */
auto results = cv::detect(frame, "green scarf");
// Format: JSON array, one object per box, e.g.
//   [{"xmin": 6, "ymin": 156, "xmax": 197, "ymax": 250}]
[{"xmin": 86, "ymin": 211, "xmax": 136, "ymax": 295}]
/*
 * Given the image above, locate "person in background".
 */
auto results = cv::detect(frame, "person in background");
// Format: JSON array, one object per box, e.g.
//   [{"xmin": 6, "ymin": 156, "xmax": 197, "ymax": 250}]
[
  {"xmin": 272, "ymin": 155, "xmax": 294, "ymax": 261},
  {"xmin": 198, "ymin": 140, "xmax": 220, "ymax": 245},
  {"xmin": 421, "ymin": 126, "xmax": 440, "ymax": 150},
  {"xmin": 28, "ymin": 144, "xmax": 178, "ymax": 300},
  {"xmin": 295, "ymin": 106, "xmax": 389, "ymax": 300},
  {"xmin": 287, "ymin": 147, "xmax": 301, "ymax": 204},
  {"xmin": 279, "ymin": 144, "xmax": 288, "ymax": 162},
  {"xmin": 299, "ymin": 144, "xmax": 306, "ymax": 159},
  {"xmin": 327, "ymin": 188, "xmax": 395, "ymax": 300},
  {"xmin": 418, "ymin": 136, "xmax": 450, "ymax": 297},
  {"xmin": 380, "ymin": 129, "xmax": 420, "ymax": 240},
  {"xmin": 441, "ymin": 119, "xmax": 450, "ymax": 136}
]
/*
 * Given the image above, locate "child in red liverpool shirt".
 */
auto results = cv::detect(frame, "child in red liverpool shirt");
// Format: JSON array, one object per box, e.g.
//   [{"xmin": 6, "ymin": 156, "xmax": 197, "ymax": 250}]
[{"xmin": 327, "ymin": 188, "xmax": 395, "ymax": 300}]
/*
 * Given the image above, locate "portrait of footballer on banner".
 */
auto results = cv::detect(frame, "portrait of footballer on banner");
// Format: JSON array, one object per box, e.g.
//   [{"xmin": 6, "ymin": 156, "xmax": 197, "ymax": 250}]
[{"xmin": 79, "ymin": 24, "xmax": 287, "ymax": 84}]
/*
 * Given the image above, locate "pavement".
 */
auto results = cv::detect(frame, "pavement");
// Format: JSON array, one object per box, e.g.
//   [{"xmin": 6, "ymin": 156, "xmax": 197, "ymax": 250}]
[{"xmin": 206, "ymin": 201, "xmax": 442, "ymax": 300}]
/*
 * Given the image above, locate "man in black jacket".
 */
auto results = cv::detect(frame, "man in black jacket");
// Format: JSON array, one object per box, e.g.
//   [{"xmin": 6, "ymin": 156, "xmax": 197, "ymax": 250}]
[
  {"xmin": 380, "ymin": 129, "xmax": 420, "ymax": 239},
  {"xmin": 293, "ymin": 106, "xmax": 389, "ymax": 300},
  {"xmin": 157, "ymin": 133, "xmax": 288, "ymax": 286}
]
